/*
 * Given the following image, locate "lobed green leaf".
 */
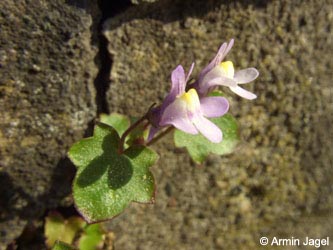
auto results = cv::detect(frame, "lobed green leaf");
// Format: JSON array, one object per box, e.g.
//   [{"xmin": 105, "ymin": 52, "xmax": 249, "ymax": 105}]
[
  {"xmin": 99, "ymin": 113, "xmax": 130, "ymax": 136},
  {"xmin": 68, "ymin": 123, "xmax": 158, "ymax": 223},
  {"xmin": 174, "ymin": 114, "xmax": 239, "ymax": 164}
]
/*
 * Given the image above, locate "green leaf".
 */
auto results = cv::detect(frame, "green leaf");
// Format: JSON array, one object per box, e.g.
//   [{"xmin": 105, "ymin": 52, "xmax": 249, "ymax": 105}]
[
  {"xmin": 100, "ymin": 113, "xmax": 147, "ymax": 147},
  {"xmin": 126, "ymin": 118, "xmax": 148, "ymax": 146},
  {"xmin": 45, "ymin": 213, "xmax": 85, "ymax": 247},
  {"xmin": 68, "ymin": 123, "xmax": 158, "ymax": 223},
  {"xmin": 78, "ymin": 224, "xmax": 104, "ymax": 250},
  {"xmin": 99, "ymin": 113, "xmax": 130, "ymax": 136},
  {"xmin": 208, "ymin": 90, "xmax": 226, "ymax": 97},
  {"xmin": 174, "ymin": 114, "xmax": 239, "ymax": 164},
  {"xmin": 52, "ymin": 241, "xmax": 76, "ymax": 250}
]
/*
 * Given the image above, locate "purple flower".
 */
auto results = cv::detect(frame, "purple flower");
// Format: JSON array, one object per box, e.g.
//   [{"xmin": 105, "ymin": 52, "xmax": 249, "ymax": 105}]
[
  {"xmin": 147, "ymin": 64, "xmax": 195, "ymax": 141},
  {"xmin": 195, "ymin": 39, "xmax": 259, "ymax": 100},
  {"xmin": 149, "ymin": 64, "xmax": 229, "ymax": 143}
]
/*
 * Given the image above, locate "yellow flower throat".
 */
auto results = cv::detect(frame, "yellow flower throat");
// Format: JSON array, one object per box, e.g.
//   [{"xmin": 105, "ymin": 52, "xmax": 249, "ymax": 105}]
[
  {"xmin": 179, "ymin": 88, "xmax": 200, "ymax": 111},
  {"xmin": 220, "ymin": 61, "xmax": 235, "ymax": 78}
]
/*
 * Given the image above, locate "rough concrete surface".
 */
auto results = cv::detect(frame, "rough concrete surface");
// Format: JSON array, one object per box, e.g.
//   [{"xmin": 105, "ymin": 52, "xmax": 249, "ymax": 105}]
[
  {"xmin": 0, "ymin": 0, "xmax": 97, "ymax": 248},
  {"xmin": 103, "ymin": 0, "xmax": 333, "ymax": 249},
  {"xmin": 0, "ymin": 0, "xmax": 332, "ymax": 249}
]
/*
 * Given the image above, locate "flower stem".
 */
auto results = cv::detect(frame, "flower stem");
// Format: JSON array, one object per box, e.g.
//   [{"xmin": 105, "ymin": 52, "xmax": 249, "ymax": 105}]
[
  {"xmin": 118, "ymin": 103, "xmax": 156, "ymax": 153},
  {"xmin": 118, "ymin": 114, "xmax": 147, "ymax": 154},
  {"xmin": 146, "ymin": 126, "xmax": 174, "ymax": 146}
]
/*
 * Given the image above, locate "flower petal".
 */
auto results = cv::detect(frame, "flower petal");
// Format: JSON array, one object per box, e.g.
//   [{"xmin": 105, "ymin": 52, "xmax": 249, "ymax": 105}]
[
  {"xmin": 208, "ymin": 76, "xmax": 237, "ymax": 87},
  {"xmin": 198, "ymin": 39, "xmax": 234, "ymax": 84},
  {"xmin": 161, "ymin": 65, "xmax": 186, "ymax": 110},
  {"xmin": 198, "ymin": 76, "xmax": 237, "ymax": 96},
  {"xmin": 198, "ymin": 64, "xmax": 237, "ymax": 95},
  {"xmin": 229, "ymin": 86, "xmax": 257, "ymax": 100},
  {"xmin": 198, "ymin": 40, "xmax": 230, "ymax": 81},
  {"xmin": 192, "ymin": 115, "xmax": 222, "ymax": 143},
  {"xmin": 147, "ymin": 125, "xmax": 159, "ymax": 142},
  {"xmin": 212, "ymin": 42, "xmax": 228, "ymax": 67},
  {"xmin": 223, "ymin": 39, "xmax": 234, "ymax": 59},
  {"xmin": 171, "ymin": 65, "xmax": 186, "ymax": 96},
  {"xmin": 185, "ymin": 62, "xmax": 195, "ymax": 83},
  {"xmin": 201, "ymin": 63, "xmax": 237, "ymax": 85},
  {"xmin": 160, "ymin": 98, "xmax": 198, "ymax": 134},
  {"xmin": 234, "ymin": 68, "xmax": 259, "ymax": 84},
  {"xmin": 214, "ymin": 39, "xmax": 234, "ymax": 66},
  {"xmin": 200, "ymin": 97, "xmax": 229, "ymax": 118}
]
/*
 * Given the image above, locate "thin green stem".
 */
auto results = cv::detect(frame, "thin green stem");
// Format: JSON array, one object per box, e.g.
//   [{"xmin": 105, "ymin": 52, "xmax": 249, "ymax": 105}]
[
  {"xmin": 118, "ymin": 103, "xmax": 157, "ymax": 153},
  {"xmin": 146, "ymin": 126, "xmax": 174, "ymax": 146},
  {"xmin": 118, "ymin": 114, "xmax": 147, "ymax": 154}
]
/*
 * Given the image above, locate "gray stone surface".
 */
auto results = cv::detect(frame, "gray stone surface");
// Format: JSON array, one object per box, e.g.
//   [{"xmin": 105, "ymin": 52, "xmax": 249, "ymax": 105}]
[
  {"xmin": 103, "ymin": 0, "xmax": 333, "ymax": 249},
  {"xmin": 0, "ymin": 0, "xmax": 97, "ymax": 247}
]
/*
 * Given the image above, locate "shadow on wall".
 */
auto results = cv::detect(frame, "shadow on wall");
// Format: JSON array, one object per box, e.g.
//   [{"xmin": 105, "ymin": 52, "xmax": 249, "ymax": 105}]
[
  {"xmin": 0, "ymin": 158, "xmax": 76, "ymax": 224},
  {"xmin": 0, "ymin": 158, "xmax": 76, "ymax": 248}
]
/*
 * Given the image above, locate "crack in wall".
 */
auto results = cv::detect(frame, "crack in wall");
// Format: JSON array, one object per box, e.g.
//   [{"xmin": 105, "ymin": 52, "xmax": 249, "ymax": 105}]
[
  {"xmin": 2, "ymin": 1, "xmax": 134, "ymax": 248},
  {"xmin": 94, "ymin": 0, "xmax": 132, "ymax": 115}
]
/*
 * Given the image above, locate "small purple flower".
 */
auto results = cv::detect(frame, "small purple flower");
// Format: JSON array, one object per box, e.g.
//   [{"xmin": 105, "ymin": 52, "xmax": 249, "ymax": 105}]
[
  {"xmin": 195, "ymin": 39, "xmax": 259, "ymax": 100},
  {"xmin": 148, "ymin": 64, "xmax": 195, "ymax": 141},
  {"xmin": 149, "ymin": 64, "xmax": 229, "ymax": 143}
]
